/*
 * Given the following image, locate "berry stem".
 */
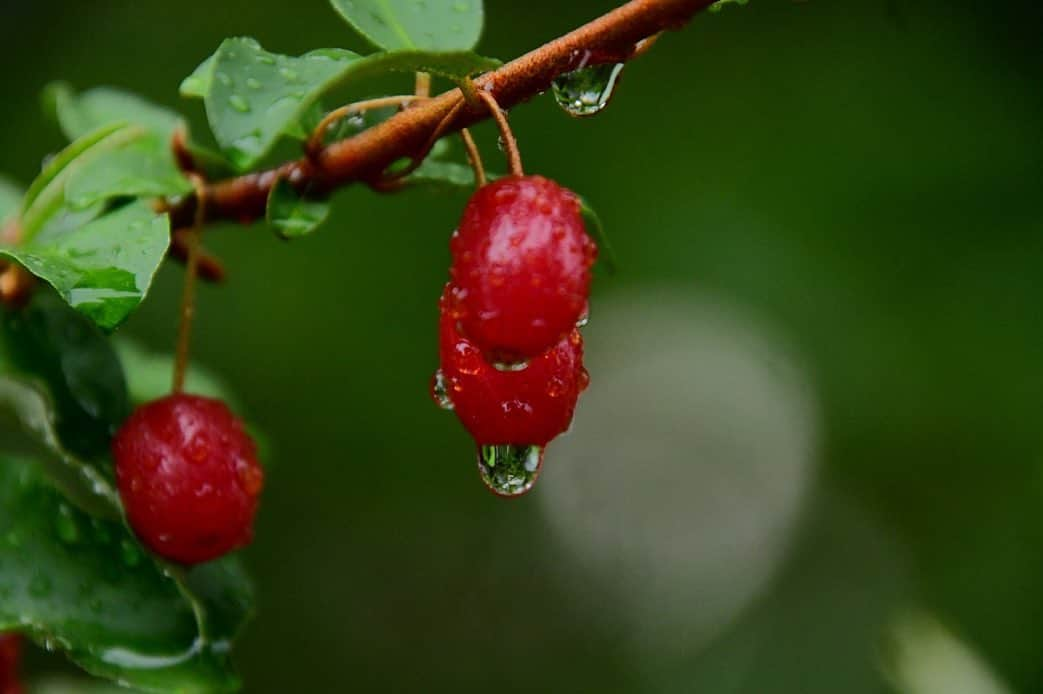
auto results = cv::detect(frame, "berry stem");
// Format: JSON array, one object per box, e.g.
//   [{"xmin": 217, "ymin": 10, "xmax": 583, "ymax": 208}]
[
  {"xmin": 306, "ymin": 95, "xmax": 426, "ymax": 160},
  {"xmin": 476, "ymin": 89, "xmax": 523, "ymax": 177},
  {"xmin": 458, "ymin": 128, "xmax": 487, "ymax": 187},
  {"xmin": 172, "ymin": 175, "xmax": 207, "ymax": 394}
]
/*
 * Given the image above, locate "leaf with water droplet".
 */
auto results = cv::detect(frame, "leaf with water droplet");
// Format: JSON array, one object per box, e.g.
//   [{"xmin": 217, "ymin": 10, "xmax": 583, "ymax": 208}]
[
  {"xmin": 266, "ymin": 178, "xmax": 330, "ymax": 240},
  {"xmin": 0, "ymin": 201, "xmax": 171, "ymax": 331},
  {"xmin": 181, "ymin": 37, "xmax": 500, "ymax": 170},
  {"xmin": 551, "ymin": 62, "xmax": 625, "ymax": 118},
  {"xmin": 477, "ymin": 444, "xmax": 544, "ymax": 497},
  {"xmin": 0, "ymin": 459, "xmax": 252, "ymax": 692},
  {"xmin": 329, "ymin": 0, "xmax": 484, "ymax": 51}
]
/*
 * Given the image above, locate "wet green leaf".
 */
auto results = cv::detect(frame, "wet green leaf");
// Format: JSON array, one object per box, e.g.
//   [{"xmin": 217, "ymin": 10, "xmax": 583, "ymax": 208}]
[
  {"xmin": 328, "ymin": 0, "xmax": 484, "ymax": 51},
  {"xmin": 266, "ymin": 179, "xmax": 330, "ymax": 239},
  {"xmin": 42, "ymin": 85, "xmax": 194, "ymax": 207},
  {"xmin": 0, "ymin": 201, "xmax": 170, "ymax": 331},
  {"xmin": 180, "ymin": 38, "xmax": 498, "ymax": 170},
  {"xmin": 0, "ymin": 459, "xmax": 251, "ymax": 693},
  {"xmin": 20, "ymin": 124, "xmax": 142, "ymax": 241}
]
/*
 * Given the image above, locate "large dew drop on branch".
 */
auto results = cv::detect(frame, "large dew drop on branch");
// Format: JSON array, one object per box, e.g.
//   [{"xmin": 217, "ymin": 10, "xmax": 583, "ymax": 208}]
[
  {"xmin": 477, "ymin": 444, "xmax": 544, "ymax": 497},
  {"xmin": 551, "ymin": 63, "xmax": 625, "ymax": 118}
]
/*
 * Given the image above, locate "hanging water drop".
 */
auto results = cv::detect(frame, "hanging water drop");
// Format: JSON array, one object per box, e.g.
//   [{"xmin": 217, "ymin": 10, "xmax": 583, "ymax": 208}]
[
  {"xmin": 551, "ymin": 63, "xmax": 626, "ymax": 118},
  {"xmin": 430, "ymin": 370, "xmax": 455, "ymax": 411},
  {"xmin": 477, "ymin": 444, "xmax": 544, "ymax": 497}
]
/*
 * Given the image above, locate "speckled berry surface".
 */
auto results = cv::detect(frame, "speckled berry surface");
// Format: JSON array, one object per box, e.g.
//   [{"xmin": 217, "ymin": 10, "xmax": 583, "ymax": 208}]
[
  {"xmin": 449, "ymin": 175, "xmax": 596, "ymax": 362},
  {"xmin": 438, "ymin": 284, "xmax": 588, "ymax": 446},
  {"xmin": 113, "ymin": 394, "xmax": 263, "ymax": 565}
]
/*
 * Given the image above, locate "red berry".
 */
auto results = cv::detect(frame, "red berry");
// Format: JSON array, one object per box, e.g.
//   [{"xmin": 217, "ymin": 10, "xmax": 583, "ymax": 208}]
[
  {"xmin": 437, "ymin": 285, "xmax": 587, "ymax": 447},
  {"xmin": 449, "ymin": 175, "xmax": 596, "ymax": 362},
  {"xmin": 113, "ymin": 394, "xmax": 263, "ymax": 565},
  {"xmin": 0, "ymin": 634, "xmax": 22, "ymax": 694}
]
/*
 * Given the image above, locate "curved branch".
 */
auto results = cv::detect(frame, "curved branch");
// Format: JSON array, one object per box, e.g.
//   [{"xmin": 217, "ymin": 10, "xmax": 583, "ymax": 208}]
[{"xmin": 171, "ymin": 0, "xmax": 715, "ymax": 229}]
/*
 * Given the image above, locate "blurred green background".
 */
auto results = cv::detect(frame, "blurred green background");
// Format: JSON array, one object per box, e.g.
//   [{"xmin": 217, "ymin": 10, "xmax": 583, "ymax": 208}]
[{"xmin": 4, "ymin": 0, "xmax": 1043, "ymax": 691}]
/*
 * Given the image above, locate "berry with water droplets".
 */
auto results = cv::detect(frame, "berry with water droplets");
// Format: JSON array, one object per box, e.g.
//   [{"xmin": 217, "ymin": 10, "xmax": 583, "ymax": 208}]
[
  {"xmin": 438, "ymin": 285, "xmax": 587, "ymax": 447},
  {"xmin": 449, "ymin": 175, "xmax": 596, "ymax": 362},
  {"xmin": 113, "ymin": 394, "xmax": 264, "ymax": 565}
]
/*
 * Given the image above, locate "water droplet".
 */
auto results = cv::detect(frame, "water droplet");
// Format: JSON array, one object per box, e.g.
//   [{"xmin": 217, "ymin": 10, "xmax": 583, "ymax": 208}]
[
  {"xmin": 578, "ymin": 366, "xmax": 590, "ymax": 392},
  {"xmin": 551, "ymin": 63, "xmax": 626, "ymax": 118},
  {"xmin": 216, "ymin": 72, "xmax": 232, "ymax": 87},
  {"xmin": 546, "ymin": 376, "xmax": 567, "ymax": 398},
  {"xmin": 279, "ymin": 67, "xmax": 298, "ymax": 82},
  {"xmin": 430, "ymin": 369, "xmax": 455, "ymax": 410},
  {"xmin": 257, "ymin": 54, "xmax": 276, "ymax": 65},
  {"xmin": 477, "ymin": 444, "xmax": 544, "ymax": 497},
  {"xmin": 246, "ymin": 77, "xmax": 262, "ymax": 90},
  {"xmin": 454, "ymin": 341, "xmax": 484, "ymax": 376},
  {"xmin": 55, "ymin": 504, "xmax": 80, "ymax": 544},
  {"xmin": 228, "ymin": 94, "xmax": 251, "ymax": 113}
]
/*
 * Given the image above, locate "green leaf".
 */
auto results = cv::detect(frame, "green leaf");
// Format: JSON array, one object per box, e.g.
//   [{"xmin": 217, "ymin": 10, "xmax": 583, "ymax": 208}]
[
  {"xmin": 578, "ymin": 196, "xmax": 618, "ymax": 274},
  {"xmin": 64, "ymin": 136, "xmax": 194, "ymax": 208},
  {"xmin": 20, "ymin": 124, "xmax": 143, "ymax": 241},
  {"xmin": 0, "ymin": 459, "xmax": 251, "ymax": 693},
  {"xmin": 0, "ymin": 176, "xmax": 22, "ymax": 225},
  {"xmin": 42, "ymin": 84, "xmax": 195, "ymax": 207},
  {"xmin": 0, "ymin": 292, "xmax": 128, "ymax": 517},
  {"xmin": 0, "ymin": 201, "xmax": 171, "ymax": 331},
  {"xmin": 44, "ymin": 83, "xmax": 183, "ymax": 143},
  {"xmin": 181, "ymin": 38, "xmax": 499, "ymax": 170},
  {"xmin": 406, "ymin": 159, "xmax": 481, "ymax": 190},
  {"xmin": 266, "ymin": 179, "xmax": 330, "ymax": 239},
  {"xmin": 328, "ymin": 0, "xmax": 484, "ymax": 51}
]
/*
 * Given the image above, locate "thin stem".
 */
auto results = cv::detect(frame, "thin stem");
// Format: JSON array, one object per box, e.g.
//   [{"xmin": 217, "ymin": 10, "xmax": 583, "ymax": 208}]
[
  {"xmin": 458, "ymin": 128, "xmax": 487, "ymax": 187},
  {"xmin": 476, "ymin": 89, "xmax": 523, "ymax": 177},
  {"xmin": 172, "ymin": 176, "xmax": 207, "ymax": 394},
  {"xmin": 307, "ymin": 95, "xmax": 424, "ymax": 159}
]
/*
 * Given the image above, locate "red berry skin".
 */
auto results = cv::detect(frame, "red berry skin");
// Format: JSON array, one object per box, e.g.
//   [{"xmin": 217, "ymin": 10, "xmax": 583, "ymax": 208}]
[
  {"xmin": 113, "ymin": 394, "xmax": 264, "ymax": 565},
  {"xmin": 449, "ymin": 175, "xmax": 596, "ymax": 362},
  {"xmin": 439, "ymin": 285, "xmax": 587, "ymax": 445},
  {"xmin": 0, "ymin": 635, "xmax": 22, "ymax": 694}
]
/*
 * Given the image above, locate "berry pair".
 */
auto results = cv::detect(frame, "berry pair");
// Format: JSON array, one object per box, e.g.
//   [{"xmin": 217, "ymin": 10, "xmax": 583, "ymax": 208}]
[
  {"xmin": 434, "ymin": 175, "xmax": 596, "ymax": 496},
  {"xmin": 113, "ymin": 394, "xmax": 263, "ymax": 565}
]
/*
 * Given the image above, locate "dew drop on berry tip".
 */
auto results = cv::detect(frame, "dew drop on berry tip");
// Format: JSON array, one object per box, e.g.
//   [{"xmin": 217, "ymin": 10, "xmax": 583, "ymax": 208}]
[{"xmin": 477, "ymin": 444, "xmax": 544, "ymax": 497}]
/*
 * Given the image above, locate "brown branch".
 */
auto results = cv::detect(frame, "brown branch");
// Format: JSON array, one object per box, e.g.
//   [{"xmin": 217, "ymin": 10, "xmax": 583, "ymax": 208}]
[{"xmin": 170, "ymin": 0, "xmax": 715, "ymax": 229}]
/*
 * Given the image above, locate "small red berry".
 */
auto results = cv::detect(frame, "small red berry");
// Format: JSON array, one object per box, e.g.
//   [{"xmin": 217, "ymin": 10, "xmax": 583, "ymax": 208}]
[
  {"xmin": 449, "ymin": 175, "xmax": 596, "ymax": 362},
  {"xmin": 0, "ymin": 634, "xmax": 22, "ymax": 694},
  {"xmin": 437, "ymin": 285, "xmax": 587, "ymax": 447},
  {"xmin": 113, "ymin": 394, "xmax": 263, "ymax": 565}
]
